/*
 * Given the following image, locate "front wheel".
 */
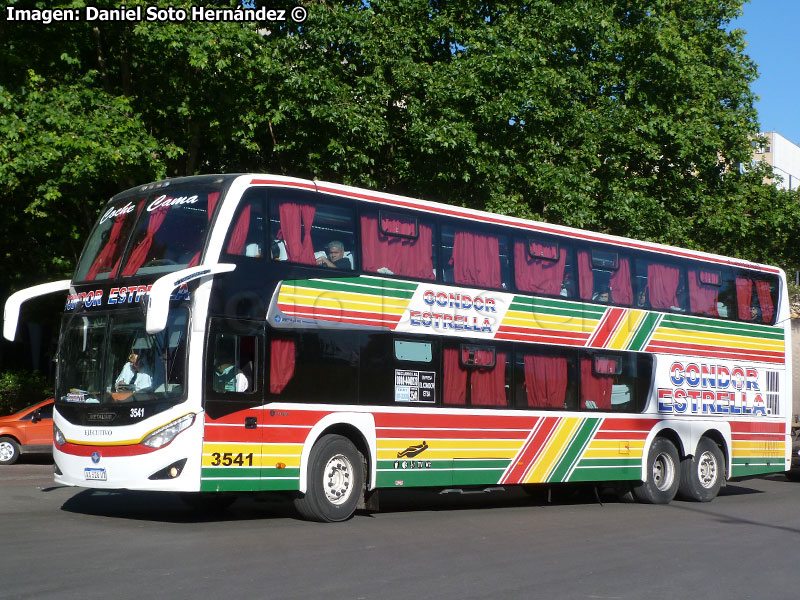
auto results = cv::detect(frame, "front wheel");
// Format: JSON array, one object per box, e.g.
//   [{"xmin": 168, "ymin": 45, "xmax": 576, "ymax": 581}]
[
  {"xmin": 678, "ymin": 438, "xmax": 724, "ymax": 502},
  {"xmin": 0, "ymin": 437, "xmax": 20, "ymax": 465},
  {"xmin": 294, "ymin": 434, "xmax": 364, "ymax": 522},
  {"xmin": 633, "ymin": 437, "xmax": 680, "ymax": 504}
]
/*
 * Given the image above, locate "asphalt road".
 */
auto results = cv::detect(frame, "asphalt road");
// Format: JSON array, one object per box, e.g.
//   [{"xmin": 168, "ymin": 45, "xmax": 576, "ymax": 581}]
[{"xmin": 1, "ymin": 459, "xmax": 797, "ymax": 600}]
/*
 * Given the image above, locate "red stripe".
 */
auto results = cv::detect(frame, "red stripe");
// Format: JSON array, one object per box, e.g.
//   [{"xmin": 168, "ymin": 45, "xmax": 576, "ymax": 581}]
[
  {"xmin": 598, "ymin": 418, "xmax": 660, "ymax": 431},
  {"xmin": 373, "ymin": 412, "xmax": 538, "ymax": 430},
  {"xmin": 278, "ymin": 303, "xmax": 402, "ymax": 327},
  {"xmin": 377, "ymin": 428, "xmax": 529, "ymax": 440},
  {"xmin": 496, "ymin": 325, "xmax": 590, "ymax": 341},
  {"xmin": 59, "ymin": 442, "xmax": 157, "ymax": 457},
  {"xmin": 495, "ymin": 331, "xmax": 588, "ymax": 346},
  {"xmin": 501, "ymin": 417, "xmax": 561, "ymax": 484},
  {"xmin": 730, "ymin": 421, "xmax": 786, "ymax": 434},
  {"xmin": 203, "ymin": 424, "xmax": 262, "ymax": 444},
  {"xmin": 588, "ymin": 307, "xmax": 626, "ymax": 348},
  {"xmin": 645, "ymin": 341, "xmax": 784, "ymax": 364},
  {"xmin": 314, "ymin": 185, "xmax": 780, "ymax": 274},
  {"xmin": 249, "ymin": 178, "xmax": 317, "ymax": 190}
]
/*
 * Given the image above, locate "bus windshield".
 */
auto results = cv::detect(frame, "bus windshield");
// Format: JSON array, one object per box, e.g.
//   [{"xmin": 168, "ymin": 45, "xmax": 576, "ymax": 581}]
[
  {"xmin": 74, "ymin": 187, "xmax": 221, "ymax": 282},
  {"xmin": 56, "ymin": 309, "xmax": 189, "ymax": 406}
]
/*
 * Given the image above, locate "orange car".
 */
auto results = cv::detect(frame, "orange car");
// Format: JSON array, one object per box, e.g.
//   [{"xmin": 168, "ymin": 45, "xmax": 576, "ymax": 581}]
[{"xmin": 0, "ymin": 398, "xmax": 54, "ymax": 465}]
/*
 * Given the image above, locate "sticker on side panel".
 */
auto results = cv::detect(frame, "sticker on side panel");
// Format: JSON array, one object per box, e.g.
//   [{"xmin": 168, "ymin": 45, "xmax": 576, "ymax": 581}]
[{"xmin": 395, "ymin": 370, "xmax": 435, "ymax": 403}]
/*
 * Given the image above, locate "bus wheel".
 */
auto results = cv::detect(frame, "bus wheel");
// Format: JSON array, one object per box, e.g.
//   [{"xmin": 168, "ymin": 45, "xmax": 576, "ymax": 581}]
[
  {"xmin": 633, "ymin": 437, "xmax": 680, "ymax": 504},
  {"xmin": 677, "ymin": 438, "xmax": 724, "ymax": 502},
  {"xmin": 295, "ymin": 434, "xmax": 363, "ymax": 522},
  {"xmin": 0, "ymin": 437, "xmax": 20, "ymax": 465}
]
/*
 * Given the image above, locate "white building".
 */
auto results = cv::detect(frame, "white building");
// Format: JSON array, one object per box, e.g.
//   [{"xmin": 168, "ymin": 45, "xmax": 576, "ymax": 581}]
[{"xmin": 753, "ymin": 131, "xmax": 800, "ymax": 191}]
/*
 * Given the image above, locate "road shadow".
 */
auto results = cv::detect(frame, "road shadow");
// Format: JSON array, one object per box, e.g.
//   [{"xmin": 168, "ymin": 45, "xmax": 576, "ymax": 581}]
[{"xmin": 60, "ymin": 489, "xmax": 297, "ymax": 523}]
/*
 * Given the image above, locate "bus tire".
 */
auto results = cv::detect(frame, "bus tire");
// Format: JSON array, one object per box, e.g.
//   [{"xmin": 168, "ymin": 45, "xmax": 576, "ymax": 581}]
[
  {"xmin": 295, "ymin": 434, "xmax": 363, "ymax": 522},
  {"xmin": 0, "ymin": 437, "xmax": 21, "ymax": 465},
  {"xmin": 633, "ymin": 437, "xmax": 680, "ymax": 504},
  {"xmin": 677, "ymin": 437, "xmax": 724, "ymax": 502}
]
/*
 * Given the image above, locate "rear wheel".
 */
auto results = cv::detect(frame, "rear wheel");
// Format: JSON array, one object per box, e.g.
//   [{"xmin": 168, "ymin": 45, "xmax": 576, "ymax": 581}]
[
  {"xmin": 0, "ymin": 437, "xmax": 20, "ymax": 465},
  {"xmin": 294, "ymin": 434, "xmax": 363, "ymax": 522},
  {"xmin": 633, "ymin": 437, "xmax": 680, "ymax": 504},
  {"xmin": 678, "ymin": 438, "xmax": 724, "ymax": 502}
]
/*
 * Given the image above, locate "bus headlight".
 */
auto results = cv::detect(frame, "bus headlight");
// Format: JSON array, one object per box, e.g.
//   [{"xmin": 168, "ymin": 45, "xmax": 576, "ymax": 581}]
[
  {"xmin": 53, "ymin": 424, "xmax": 65, "ymax": 447},
  {"xmin": 141, "ymin": 414, "xmax": 195, "ymax": 449}
]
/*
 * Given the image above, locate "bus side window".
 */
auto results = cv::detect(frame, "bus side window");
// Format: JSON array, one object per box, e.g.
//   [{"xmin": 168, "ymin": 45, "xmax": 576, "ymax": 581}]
[
  {"xmin": 206, "ymin": 319, "xmax": 263, "ymax": 399},
  {"xmin": 515, "ymin": 349, "xmax": 577, "ymax": 410},
  {"xmin": 634, "ymin": 258, "xmax": 686, "ymax": 313},
  {"xmin": 441, "ymin": 225, "xmax": 509, "ymax": 290},
  {"xmin": 360, "ymin": 209, "xmax": 436, "ymax": 280},
  {"xmin": 443, "ymin": 343, "xmax": 509, "ymax": 407},
  {"xmin": 514, "ymin": 236, "xmax": 574, "ymax": 298},
  {"xmin": 579, "ymin": 353, "xmax": 650, "ymax": 413},
  {"xmin": 576, "ymin": 246, "xmax": 633, "ymax": 306},
  {"xmin": 268, "ymin": 191, "xmax": 355, "ymax": 269},
  {"xmin": 735, "ymin": 274, "xmax": 778, "ymax": 324},
  {"xmin": 224, "ymin": 190, "xmax": 266, "ymax": 258}
]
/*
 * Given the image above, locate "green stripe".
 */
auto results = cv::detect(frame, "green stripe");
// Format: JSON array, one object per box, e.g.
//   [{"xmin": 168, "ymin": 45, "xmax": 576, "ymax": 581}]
[
  {"xmin": 660, "ymin": 314, "xmax": 784, "ymax": 340},
  {"xmin": 628, "ymin": 312, "xmax": 662, "ymax": 351},
  {"xmin": 549, "ymin": 418, "xmax": 602, "ymax": 483},
  {"xmin": 201, "ymin": 467, "xmax": 261, "ymax": 478},
  {"xmin": 200, "ymin": 478, "xmax": 299, "ymax": 492},
  {"xmin": 376, "ymin": 469, "xmax": 452, "ymax": 487},
  {"xmin": 510, "ymin": 295, "xmax": 607, "ymax": 316},
  {"xmin": 731, "ymin": 464, "xmax": 786, "ymax": 477},
  {"xmin": 576, "ymin": 458, "xmax": 642, "ymax": 468},
  {"xmin": 568, "ymin": 467, "xmax": 641, "ymax": 482}
]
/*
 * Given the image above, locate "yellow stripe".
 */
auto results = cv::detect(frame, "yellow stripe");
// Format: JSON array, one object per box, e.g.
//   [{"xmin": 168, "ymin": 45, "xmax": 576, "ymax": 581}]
[
  {"xmin": 651, "ymin": 328, "xmax": 784, "ymax": 351},
  {"xmin": 524, "ymin": 417, "xmax": 582, "ymax": 483},
  {"xmin": 279, "ymin": 287, "xmax": 410, "ymax": 311},
  {"xmin": 503, "ymin": 310, "xmax": 599, "ymax": 333},
  {"xmin": 607, "ymin": 310, "xmax": 646, "ymax": 350}
]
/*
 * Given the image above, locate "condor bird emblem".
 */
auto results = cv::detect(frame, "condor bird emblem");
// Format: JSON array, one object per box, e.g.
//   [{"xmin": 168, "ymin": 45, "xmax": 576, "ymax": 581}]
[{"xmin": 397, "ymin": 441, "xmax": 429, "ymax": 459}]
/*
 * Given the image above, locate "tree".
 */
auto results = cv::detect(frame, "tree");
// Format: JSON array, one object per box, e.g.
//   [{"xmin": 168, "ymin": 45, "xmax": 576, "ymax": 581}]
[{"xmin": 1, "ymin": 0, "xmax": 799, "ymax": 294}]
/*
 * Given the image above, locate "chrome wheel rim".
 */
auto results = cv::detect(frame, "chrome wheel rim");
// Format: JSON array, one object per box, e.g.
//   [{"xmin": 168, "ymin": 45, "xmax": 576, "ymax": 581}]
[
  {"xmin": 323, "ymin": 453, "xmax": 353, "ymax": 505},
  {"xmin": 697, "ymin": 450, "xmax": 718, "ymax": 489},
  {"xmin": 0, "ymin": 441, "xmax": 15, "ymax": 462},
  {"xmin": 652, "ymin": 451, "xmax": 676, "ymax": 491}
]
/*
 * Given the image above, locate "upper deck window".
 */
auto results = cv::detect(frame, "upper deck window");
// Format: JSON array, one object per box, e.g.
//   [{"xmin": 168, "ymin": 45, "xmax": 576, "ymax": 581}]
[
  {"xmin": 269, "ymin": 192, "xmax": 355, "ymax": 270},
  {"xmin": 441, "ymin": 225, "xmax": 509, "ymax": 290},
  {"xmin": 514, "ymin": 236, "xmax": 572, "ymax": 297},
  {"xmin": 75, "ymin": 188, "xmax": 220, "ymax": 282},
  {"xmin": 360, "ymin": 209, "xmax": 435, "ymax": 280}
]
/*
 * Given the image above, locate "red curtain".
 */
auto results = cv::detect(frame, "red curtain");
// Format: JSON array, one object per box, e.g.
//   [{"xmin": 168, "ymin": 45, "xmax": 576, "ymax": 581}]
[
  {"xmin": 647, "ymin": 264, "xmax": 680, "ymax": 310},
  {"xmin": 270, "ymin": 338, "xmax": 296, "ymax": 394},
  {"xmin": 188, "ymin": 192, "xmax": 220, "ymax": 267},
  {"xmin": 360, "ymin": 214, "xmax": 434, "ymax": 279},
  {"xmin": 278, "ymin": 201, "xmax": 316, "ymax": 265},
  {"xmin": 524, "ymin": 355, "xmax": 567, "ymax": 408},
  {"xmin": 609, "ymin": 258, "xmax": 633, "ymax": 305},
  {"xmin": 452, "ymin": 231, "xmax": 501, "ymax": 288},
  {"xmin": 580, "ymin": 358, "xmax": 612, "ymax": 410},
  {"xmin": 735, "ymin": 277, "xmax": 753, "ymax": 321},
  {"xmin": 443, "ymin": 348, "xmax": 467, "ymax": 405},
  {"xmin": 577, "ymin": 251, "xmax": 593, "ymax": 300},
  {"xmin": 86, "ymin": 215, "xmax": 128, "ymax": 280},
  {"xmin": 471, "ymin": 351, "xmax": 506, "ymax": 407},
  {"xmin": 121, "ymin": 207, "xmax": 168, "ymax": 276},
  {"xmin": 755, "ymin": 280, "xmax": 775, "ymax": 323},
  {"xmin": 514, "ymin": 241, "xmax": 566, "ymax": 295},
  {"xmin": 688, "ymin": 269, "xmax": 718, "ymax": 316},
  {"xmin": 225, "ymin": 205, "xmax": 252, "ymax": 255}
]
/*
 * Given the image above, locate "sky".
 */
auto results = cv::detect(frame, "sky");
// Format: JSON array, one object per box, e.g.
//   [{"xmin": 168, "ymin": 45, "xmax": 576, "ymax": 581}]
[{"xmin": 731, "ymin": 0, "xmax": 800, "ymax": 145}]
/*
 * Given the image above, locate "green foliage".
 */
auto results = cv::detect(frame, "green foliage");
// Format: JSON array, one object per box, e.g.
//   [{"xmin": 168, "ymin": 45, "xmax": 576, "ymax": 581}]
[
  {"xmin": 1, "ymin": 0, "xmax": 799, "ymax": 293},
  {"xmin": 0, "ymin": 370, "xmax": 51, "ymax": 416}
]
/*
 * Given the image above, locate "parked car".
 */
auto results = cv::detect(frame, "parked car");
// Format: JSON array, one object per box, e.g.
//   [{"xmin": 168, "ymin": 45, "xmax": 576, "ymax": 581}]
[{"xmin": 0, "ymin": 398, "xmax": 54, "ymax": 465}]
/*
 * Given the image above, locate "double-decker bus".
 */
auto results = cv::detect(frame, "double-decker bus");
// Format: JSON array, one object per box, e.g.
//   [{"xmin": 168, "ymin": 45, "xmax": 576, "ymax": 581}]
[{"xmin": 4, "ymin": 174, "xmax": 791, "ymax": 521}]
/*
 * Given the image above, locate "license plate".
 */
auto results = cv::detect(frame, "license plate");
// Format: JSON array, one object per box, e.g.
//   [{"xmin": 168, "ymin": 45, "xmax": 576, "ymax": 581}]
[{"xmin": 84, "ymin": 468, "xmax": 107, "ymax": 481}]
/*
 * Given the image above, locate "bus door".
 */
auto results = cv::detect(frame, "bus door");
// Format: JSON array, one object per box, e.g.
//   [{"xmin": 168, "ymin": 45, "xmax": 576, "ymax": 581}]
[{"xmin": 202, "ymin": 318, "xmax": 265, "ymax": 492}]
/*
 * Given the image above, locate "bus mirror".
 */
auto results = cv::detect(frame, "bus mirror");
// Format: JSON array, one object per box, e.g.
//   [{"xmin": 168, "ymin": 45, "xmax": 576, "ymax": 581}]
[
  {"xmin": 145, "ymin": 264, "xmax": 236, "ymax": 334},
  {"xmin": 3, "ymin": 279, "xmax": 71, "ymax": 341}
]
